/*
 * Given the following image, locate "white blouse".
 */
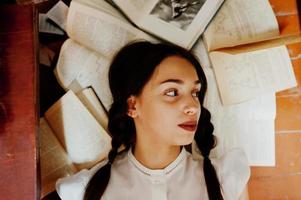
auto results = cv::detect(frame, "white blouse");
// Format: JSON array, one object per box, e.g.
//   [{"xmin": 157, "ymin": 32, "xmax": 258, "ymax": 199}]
[{"xmin": 56, "ymin": 148, "xmax": 250, "ymax": 200}]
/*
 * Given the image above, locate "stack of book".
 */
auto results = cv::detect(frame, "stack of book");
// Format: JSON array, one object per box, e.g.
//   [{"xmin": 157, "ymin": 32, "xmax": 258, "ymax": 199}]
[{"xmin": 39, "ymin": 0, "xmax": 299, "ymax": 197}]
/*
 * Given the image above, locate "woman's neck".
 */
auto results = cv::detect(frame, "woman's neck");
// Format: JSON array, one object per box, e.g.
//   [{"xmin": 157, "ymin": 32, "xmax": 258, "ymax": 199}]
[{"xmin": 133, "ymin": 143, "xmax": 181, "ymax": 169}]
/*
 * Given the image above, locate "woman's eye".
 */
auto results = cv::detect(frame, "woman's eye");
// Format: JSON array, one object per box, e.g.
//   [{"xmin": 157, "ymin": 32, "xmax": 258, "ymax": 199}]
[{"xmin": 165, "ymin": 90, "xmax": 178, "ymax": 97}]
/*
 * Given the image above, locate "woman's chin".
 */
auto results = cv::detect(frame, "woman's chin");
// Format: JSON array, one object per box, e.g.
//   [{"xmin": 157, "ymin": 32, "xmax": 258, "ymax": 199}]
[{"xmin": 177, "ymin": 134, "xmax": 195, "ymax": 146}]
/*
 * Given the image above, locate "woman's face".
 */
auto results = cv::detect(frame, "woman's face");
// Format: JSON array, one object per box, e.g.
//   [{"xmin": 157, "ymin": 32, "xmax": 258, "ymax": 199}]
[{"xmin": 128, "ymin": 56, "xmax": 201, "ymax": 148}]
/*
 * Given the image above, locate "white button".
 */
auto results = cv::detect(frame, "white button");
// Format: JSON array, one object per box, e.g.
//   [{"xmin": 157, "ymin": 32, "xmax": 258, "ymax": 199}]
[
  {"xmin": 153, "ymin": 179, "xmax": 162, "ymax": 184},
  {"xmin": 151, "ymin": 176, "xmax": 166, "ymax": 185}
]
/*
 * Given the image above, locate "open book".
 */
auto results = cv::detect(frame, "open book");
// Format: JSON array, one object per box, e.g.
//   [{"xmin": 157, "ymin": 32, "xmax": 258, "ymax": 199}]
[
  {"xmin": 192, "ymin": 68, "xmax": 276, "ymax": 166},
  {"xmin": 55, "ymin": 39, "xmax": 113, "ymax": 110},
  {"xmin": 54, "ymin": 0, "xmax": 159, "ymax": 110},
  {"xmin": 106, "ymin": 0, "xmax": 224, "ymax": 49},
  {"xmin": 194, "ymin": 0, "xmax": 299, "ymax": 105},
  {"xmin": 66, "ymin": 0, "xmax": 155, "ymax": 58},
  {"xmin": 39, "ymin": 89, "xmax": 111, "ymax": 197}
]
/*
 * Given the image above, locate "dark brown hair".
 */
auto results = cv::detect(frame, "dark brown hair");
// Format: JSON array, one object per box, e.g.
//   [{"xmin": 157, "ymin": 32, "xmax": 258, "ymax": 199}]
[{"xmin": 84, "ymin": 41, "xmax": 223, "ymax": 200}]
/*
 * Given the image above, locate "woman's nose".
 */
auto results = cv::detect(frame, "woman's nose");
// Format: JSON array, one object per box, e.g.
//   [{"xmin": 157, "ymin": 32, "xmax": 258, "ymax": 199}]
[
  {"xmin": 183, "ymin": 96, "xmax": 199, "ymax": 115},
  {"xmin": 183, "ymin": 105, "xmax": 199, "ymax": 115}
]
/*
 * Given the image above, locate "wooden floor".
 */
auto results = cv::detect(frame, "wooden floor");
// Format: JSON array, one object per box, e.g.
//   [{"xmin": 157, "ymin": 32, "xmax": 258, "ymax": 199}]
[
  {"xmin": 249, "ymin": 0, "xmax": 301, "ymax": 199},
  {"xmin": 0, "ymin": 0, "xmax": 300, "ymax": 199}
]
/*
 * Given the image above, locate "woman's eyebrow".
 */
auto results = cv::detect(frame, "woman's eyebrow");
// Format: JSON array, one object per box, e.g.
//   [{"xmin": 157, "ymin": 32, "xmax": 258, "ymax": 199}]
[{"xmin": 160, "ymin": 79, "xmax": 201, "ymax": 85}]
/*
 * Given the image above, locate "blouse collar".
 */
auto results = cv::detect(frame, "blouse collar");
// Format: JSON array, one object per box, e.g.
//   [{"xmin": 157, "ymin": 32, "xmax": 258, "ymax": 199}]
[{"xmin": 128, "ymin": 147, "xmax": 187, "ymax": 176}]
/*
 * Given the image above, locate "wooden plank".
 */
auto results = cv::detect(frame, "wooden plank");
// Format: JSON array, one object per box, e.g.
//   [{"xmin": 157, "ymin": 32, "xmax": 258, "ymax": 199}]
[
  {"xmin": 249, "ymin": 133, "xmax": 301, "ymax": 199},
  {"xmin": 0, "ymin": 4, "xmax": 39, "ymax": 200},
  {"xmin": 269, "ymin": 0, "xmax": 300, "ymax": 35}
]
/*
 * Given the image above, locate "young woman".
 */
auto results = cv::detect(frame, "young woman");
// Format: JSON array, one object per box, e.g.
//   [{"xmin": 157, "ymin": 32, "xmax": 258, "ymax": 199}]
[{"xmin": 56, "ymin": 41, "xmax": 250, "ymax": 200}]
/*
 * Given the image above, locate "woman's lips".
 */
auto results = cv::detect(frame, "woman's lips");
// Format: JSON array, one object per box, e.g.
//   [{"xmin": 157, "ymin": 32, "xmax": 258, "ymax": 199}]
[{"xmin": 178, "ymin": 121, "xmax": 197, "ymax": 132}]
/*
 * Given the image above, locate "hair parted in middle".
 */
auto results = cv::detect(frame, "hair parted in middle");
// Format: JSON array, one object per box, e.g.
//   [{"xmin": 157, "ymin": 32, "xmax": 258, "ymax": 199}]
[{"xmin": 84, "ymin": 40, "xmax": 223, "ymax": 200}]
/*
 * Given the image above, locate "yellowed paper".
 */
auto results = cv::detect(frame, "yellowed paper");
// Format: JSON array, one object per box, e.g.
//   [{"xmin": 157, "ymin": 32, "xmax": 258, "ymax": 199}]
[
  {"xmin": 203, "ymin": 0, "xmax": 279, "ymax": 51},
  {"xmin": 193, "ymin": 68, "xmax": 276, "ymax": 166},
  {"xmin": 55, "ymin": 39, "xmax": 112, "ymax": 110},
  {"xmin": 210, "ymin": 45, "xmax": 297, "ymax": 105},
  {"xmin": 45, "ymin": 91, "xmax": 111, "ymax": 170},
  {"xmin": 39, "ymin": 118, "xmax": 77, "ymax": 198},
  {"xmin": 67, "ymin": 1, "xmax": 154, "ymax": 58},
  {"xmin": 77, "ymin": 87, "xmax": 109, "ymax": 131}
]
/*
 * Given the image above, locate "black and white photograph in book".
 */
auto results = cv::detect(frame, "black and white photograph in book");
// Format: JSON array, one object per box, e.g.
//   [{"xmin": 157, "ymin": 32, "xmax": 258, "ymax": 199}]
[{"xmin": 150, "ymin": 0, "xmax": 206, "ymax": 30}]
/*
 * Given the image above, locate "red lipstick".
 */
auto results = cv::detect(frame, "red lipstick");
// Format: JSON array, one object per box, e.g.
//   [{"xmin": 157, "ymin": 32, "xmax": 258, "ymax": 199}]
[{"xmin": 178, "ymin": 121, "xmax": 197, "ymax": 132}]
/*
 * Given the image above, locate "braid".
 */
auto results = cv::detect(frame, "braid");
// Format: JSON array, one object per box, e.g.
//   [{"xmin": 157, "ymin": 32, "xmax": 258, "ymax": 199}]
[
  {"xmin": 83, "ymin": 138, "xmax": 120, "ymax": 200},
  {"xmin": 83, "ymin": 41, "xmax": 224, "ymax": 200},
  {"xmin": 83, "ymin": 163, "xmax": 111, "ymax": 200},
  {"xmin": 186, "ymin": 45, "xmax": 224, "ymax": 199},
  {"xmin": 194, "ymin": 106, "xmax": 224, "ymax": 200},
  {"xmin": 84, "ymin": 102, "xmax": 135, "ymax": 200}
]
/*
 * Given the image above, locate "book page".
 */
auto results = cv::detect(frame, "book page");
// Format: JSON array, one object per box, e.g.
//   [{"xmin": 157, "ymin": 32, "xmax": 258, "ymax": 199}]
[
  {"xmin": 74, "ymin": 0, "xmax": 127, "ymax": 22},
  {"xmin": 66, "ymin": 1, "xmax": 155, "ymax": 58},
  {"xmin": 77, "ymin": 87, "xmax": 109, "ymax": 131},
  {"xmin": 191, "ymin": 37, "xmax": 212, "ymax": 69},
  {"xmin": 219, "ymin": 34, "xmax": 301, "ymax": 54},
  {"xmin": 39, "ymin": 118, "xmax": 77, "ymax": 198},
  {"xmin": 38, "ymin": 13, "xmax": 64, "ymax": 35},
  {"xmin": 213, "ymin": 119, "xmax": 275, "ymax": 166},
  {"xmin": 55, "ymin": 39, "xmax": 112, "ymax": 110},
  {"xmin": 210, "ymin": 45, "xmax": 297, "ymax": 105},
  {"xmin": 111, "ymin": 0, "xmax": 154, "ymax": 21},
  {"xmin": 192, "ymin": 118, "xmax": 276, "ymax": 166},
  {"xmin": 203, "ymin": 68, "xmax": 276, "ymax": 120},
  {"xmin": 192, "ymin": 118, "xmax": 275, "ymax": 166},
  {"xmin": 198, "ymin": 68, "xmax": 276, "ymax": 166},
  {"xmin": 203, "ymin": 0, "xmax": 279, "ymax": 51},
  {"xmin": 239, "ymin": 119, "xmax": 275, "ymax": 166},
  {"xmin": 45, "ymin": 91, "xmax": 112, "ymax": 170},
  {"xmin": 46, "ymin": 0, "xmax": 69, "ymax": 31},
  {"xmin": 138, "ymin": 0, "xmax": 224, "ymax": 49}
]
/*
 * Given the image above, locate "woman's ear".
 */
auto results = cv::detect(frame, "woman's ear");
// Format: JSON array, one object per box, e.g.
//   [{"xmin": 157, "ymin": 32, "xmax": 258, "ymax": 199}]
[{"xmin": 127, "ymin": 95, "xmax": 138, "ymax": 118}]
